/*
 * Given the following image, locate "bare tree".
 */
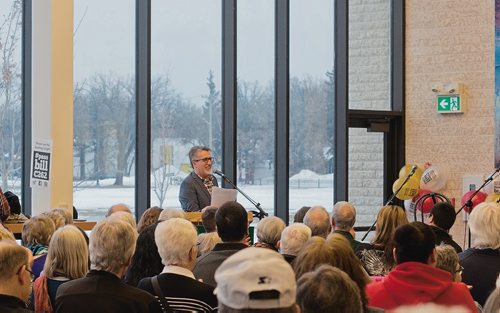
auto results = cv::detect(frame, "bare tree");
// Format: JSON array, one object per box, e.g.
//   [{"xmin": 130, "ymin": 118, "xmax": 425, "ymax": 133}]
[{"xmin": 0, "ymin": 0, "xmax": 22, "ymax": 189}]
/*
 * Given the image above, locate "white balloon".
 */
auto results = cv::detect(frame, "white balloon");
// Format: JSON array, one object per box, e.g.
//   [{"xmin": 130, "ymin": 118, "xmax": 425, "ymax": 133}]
[{"xmin": 420, "ymin": 166, "xmax": 447, "ymax": 192}]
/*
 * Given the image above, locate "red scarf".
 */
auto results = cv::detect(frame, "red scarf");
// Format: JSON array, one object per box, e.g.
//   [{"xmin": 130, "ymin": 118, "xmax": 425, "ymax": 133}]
[{"xmin": 33, "ymin": 274, "xmax": 52, "ymax": 313}]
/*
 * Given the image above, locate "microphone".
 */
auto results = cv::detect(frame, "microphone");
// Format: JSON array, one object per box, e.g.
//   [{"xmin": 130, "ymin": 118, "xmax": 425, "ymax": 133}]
[
  {"xmin": 213, "ymin": 169, "xmax": 225, "ymax": 177},
  {"xmin": 409, "ymin": 165, "xmax": 417, "ymax": 176}
]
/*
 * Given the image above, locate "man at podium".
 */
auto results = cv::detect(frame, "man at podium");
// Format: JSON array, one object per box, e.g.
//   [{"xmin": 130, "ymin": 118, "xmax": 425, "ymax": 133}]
[{"xmin": 179, "ymin": 146, "xmax": 219, "ymax": 212}]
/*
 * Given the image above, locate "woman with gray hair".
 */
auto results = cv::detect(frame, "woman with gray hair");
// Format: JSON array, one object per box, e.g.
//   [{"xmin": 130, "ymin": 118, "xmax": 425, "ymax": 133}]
[
  {"xmin": 254, "ymin": 216, "xmax": 286, "ymax": 251},
  {"xmin": 459, "ymin": 201, "xmax": 500, "ymax": 307}
]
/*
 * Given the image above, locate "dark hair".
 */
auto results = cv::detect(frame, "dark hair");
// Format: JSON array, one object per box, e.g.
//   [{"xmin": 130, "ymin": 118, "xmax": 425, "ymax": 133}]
[
  {"xmin": 202, "ymin": 206, "xmax": 218, "ymax": 233},
  {"xmin": 430, "ymin": 202, "xmax": 456, "ymax": 231},
  {"xmin": 4, "ymin": 191, "xmax": 21, "ymax": 215},
  {"xmin": 293, "ymin": 206, "xmax": 311, "ymax": 223},
  {"xmin": 216, "ymin": 202, "xmax": 248, "ymax": 242},
  {"xmin": 394, "ymin": 222, "xmax": 436, "ymax": 264},
  {"xmin": 297, "ymin": 265, "xmax": 362, "ymax": 313},
  {"xmin": 123, "ymin": 223, "xmax": 163, "ymax": 287},
  {"xmin": 189, "ymin": 146, "xmax": 211, "ymax": 168}
]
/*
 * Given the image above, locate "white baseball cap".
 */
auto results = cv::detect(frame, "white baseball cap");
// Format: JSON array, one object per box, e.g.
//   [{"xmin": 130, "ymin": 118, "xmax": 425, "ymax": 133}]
[{"xmin": 214, "ymin": 247, "xmax": 296, "ymax": 309}]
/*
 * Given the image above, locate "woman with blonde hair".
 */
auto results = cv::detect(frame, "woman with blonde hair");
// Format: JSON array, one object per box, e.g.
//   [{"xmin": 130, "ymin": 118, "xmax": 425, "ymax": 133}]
[
  {"xmin": 31, "ymin": 224, "xmax": 89, "ymax": 312},
  {"xmin": 357, "ymin": 205, "xmax": 409, "ymax": 276}
]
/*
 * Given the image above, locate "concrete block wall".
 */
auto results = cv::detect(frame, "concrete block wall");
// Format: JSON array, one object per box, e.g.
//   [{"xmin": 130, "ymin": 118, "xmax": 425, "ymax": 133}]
[
  {"xmin": 348, "ymin": 0, "xmax": 390, "ymax": 225},
  {"xmin": 406, "ymin": 0, "xmax": 495, "ymax": 245}
]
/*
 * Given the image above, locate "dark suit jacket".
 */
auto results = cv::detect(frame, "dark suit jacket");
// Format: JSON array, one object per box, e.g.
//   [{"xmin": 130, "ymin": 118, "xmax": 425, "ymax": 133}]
[
  {"xmin": 431, "ymin": 226, "xmax": 462, "ymax": 253},
  {"xmin": 55, "ymin": 270, "xmax": 161, "ymax": 313},
  {"xmin": 333, "ymin": 230, "xmax": 371, "ymax": 253},
  {"xmin": 179, "ymin": 172, "xmax": 218, "ymax": 212}
]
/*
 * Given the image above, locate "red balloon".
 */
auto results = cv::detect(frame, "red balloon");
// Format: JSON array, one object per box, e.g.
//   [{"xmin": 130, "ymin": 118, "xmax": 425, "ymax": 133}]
[
  {"xmin": 414, "ymin": 189, "xmax": 444, "ymax": 213},
  {"xmin": 461, "ymin": 190, "xmax": 487, "ymax": 213}
]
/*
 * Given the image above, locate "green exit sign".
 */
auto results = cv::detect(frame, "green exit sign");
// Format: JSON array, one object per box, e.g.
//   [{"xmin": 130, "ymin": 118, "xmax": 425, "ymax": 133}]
[{"xmin": 437, "ymin": 95, "xmax": 463, "ymax": 113}]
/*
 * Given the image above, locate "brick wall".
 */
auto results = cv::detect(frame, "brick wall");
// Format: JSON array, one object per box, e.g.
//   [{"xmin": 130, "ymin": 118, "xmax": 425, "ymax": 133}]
[{"xmin": 406, "ymin": 0, "xmax": 495, "ymax": 245}]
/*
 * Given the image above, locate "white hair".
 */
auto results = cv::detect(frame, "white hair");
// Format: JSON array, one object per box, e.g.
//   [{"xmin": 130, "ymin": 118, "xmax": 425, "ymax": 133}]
[
  {"xmin": 256, "ymin": 216, "xmax": 286, "ymax": 247},
  {"xmin": 468, "ymin": 202, "xmax": 500, "ymax": 249},
  {"xmin": 158, "ymin": 208, "xmax": 186, "ymax": 221},
  {"xmin": 89, "ymin": 219, "xmax": 138, "ymax": 274},
  {"xmin": 332, "ymin": 201, "xmax": 356, "ymax": 231},
  {"xmin": 280, "ymin": 223, "xmax": 312, "ymax": 256},
  {"xmin": 303, "ymin": 206, "xmax": 331, "ymax": 238},
  {"xmin": 107, "ymin": 211, "xmax": 137, "ymax": 229},
  {"xmin": 155, "ymin": 218, "xmax": 197, "ymax": 267}
]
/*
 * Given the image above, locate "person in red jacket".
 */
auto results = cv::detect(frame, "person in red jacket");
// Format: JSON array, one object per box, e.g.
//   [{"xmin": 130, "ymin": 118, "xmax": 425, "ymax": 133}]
[{"xmin": 366, "ymin": 222, "xmax": 477, "ymax": 312}]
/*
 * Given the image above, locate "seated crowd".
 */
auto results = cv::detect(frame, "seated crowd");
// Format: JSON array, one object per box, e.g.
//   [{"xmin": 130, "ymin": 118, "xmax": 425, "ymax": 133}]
[{"xmin": 0, "ymin": 190, "xmax": 499, "ymax": 313}]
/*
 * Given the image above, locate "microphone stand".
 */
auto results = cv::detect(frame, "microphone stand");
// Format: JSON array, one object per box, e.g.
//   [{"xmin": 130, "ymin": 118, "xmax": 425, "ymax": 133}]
[
  {"xmin": 455, "ymin": 167, "xmax": 500, "ymax": 216},
  {"xmin": 361, "ymin": 168, "xmax": 417, "ymax": 241},
  {"xmin": 216, "ymin": 173, "xmax": 268, "ymax": 220}
]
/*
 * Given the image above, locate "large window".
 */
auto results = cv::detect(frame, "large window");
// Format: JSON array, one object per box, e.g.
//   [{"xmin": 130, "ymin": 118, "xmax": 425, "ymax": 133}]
[
  {"xmin": 0, "ymin": 0, "xmax": 23, "ymax": 196},
  {"xmin": 73, "ymin": 0, "xmax": 135, "ymax": 221},
  {"xmin": 289, "ymin": 0, "xmax": 334, "ymax": 220},
  {"xmin": 237, "ymin": 0, "xmax": 275, "ymax": 215},
  {"xmin": 150, "ymin": 0, "xmax": 222, "ymax": 209}
]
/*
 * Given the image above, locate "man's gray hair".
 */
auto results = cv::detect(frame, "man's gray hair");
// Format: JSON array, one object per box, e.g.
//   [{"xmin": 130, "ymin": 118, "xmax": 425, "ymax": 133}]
[
  {"xmin": 332, "ymin": 201, "xmax": 356, "ymax": 231},
  {"xmin": 256, "ymin": 216, "xmax": 286, "ymax": 247},
  {"xmin": 89, "ymin": 219, "xmax": 138, "ymax": 274},
  {"xmin": 303, "ymin": 206, "xmax": 331, "ymax": 238},
  {"xmin": 280, "ymin": 223, "xmax": 312, "ymax": 256}
]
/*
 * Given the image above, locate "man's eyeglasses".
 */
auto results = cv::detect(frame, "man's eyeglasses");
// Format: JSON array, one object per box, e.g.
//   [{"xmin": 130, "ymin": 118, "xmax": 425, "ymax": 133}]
[
  {"xmin": 18, "ymin": 265, "xmax": 35, "ymax": 282},
  {"xmin": 193, "ymin": 157, "xmax": 213, "ymax": 163}
]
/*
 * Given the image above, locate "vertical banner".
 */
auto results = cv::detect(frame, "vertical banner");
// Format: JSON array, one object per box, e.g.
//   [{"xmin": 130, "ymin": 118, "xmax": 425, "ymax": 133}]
[
  {"xmin": 496, "ymin": 0, "xmax": 500, "ymax": 167},
  {"xmin": 30, "ymin": 139, "xmax": 52, "ymax": 188}
]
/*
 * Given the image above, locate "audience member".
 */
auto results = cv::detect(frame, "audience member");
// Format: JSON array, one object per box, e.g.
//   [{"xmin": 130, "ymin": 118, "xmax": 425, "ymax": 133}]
[
  {"xmin": 31, "ymin": 225, "xmax": 88, "ymax": 312},
  {"xmin": 254, "ymin": 216, "xmax": 285, "ymax": 251},
  {"xmin": 0, "ymin": 187, "xmax": 11, "ymax": 222},
  {"xmin": 436, "ymin": 244, "xmax": 463, "ymax": 282},
  {"xmin": 483, "ymin": 274, "xmax": 500, "ymax": 313},
  {"xmin": 297, "ymin": 264, "xmax": 362, "ymax": 313},
  {"xmin": 331, "ymin": 201, "xmax": 370, "ymax": 252},
  {"xmin": 459, "ymin": 201, "xmax": 500, "ymax": 306},
  {"xmin": 124, "ymin": 222, "xmax": 163, "ymax": 287},
  {"xmin": 107, "ymin": 210, "xmax": 137, "ymax": 229},
  {"xmin": 138, "ymin": 218, "xmax": 218, "ymax": 312},
  {"xmin": 357, "ymin": 204, "xmax": 408, "ymax": 276},
  {"xmin": 193, "ymin": 201, "xmax": 249, "ymax": 287},
  {"xmin": 201, "ymin": 206, "xmax": 218, "ymax": 232},
  {"xmin": 0, "ymin": 224, "xmax": 15, "ymax": 240},
  {"xmin": 158, "ymin": 208, "xmax": 186, "ymax": 222},
  {"xmin": 105, "ymin": 203, "xmax": 132, "ymax": 217},
  {"xmin": 3, "ymin": 190, "xmax": 29, "ymax": 223},
  {"xmin": 42, "ymin": 210, "xmax": 66, "ymax": 229},
  {"xmin": 327, "ymin": 234, "xmax": 373, "ymax": 310},
  {"xmin": 137, "ymin": 206, "xmax": 162, "ymax": 233},
  {"xmin": 0, "ymin": 240, "xmax": 34, "ymax": 312},
  {"xmin": 303, "ymin": 206, "xmax": 331, "ymax": 238},
  {"xmin": 366, "ymin": 222, "xmax": 476, "ymax": 311},
  {"xmin": 22, "ymin": 215, "xmax": 56, "ymax": 279},
  {"xmin": 197, "ymin": 232, "xmax": 222, "ymax": 257},
  {"xmin": 278, "ymin": 223, "xmax": 311, "ymax": 264},
  {"xmin": 293, "ymin": 236, "xmax": 333, "ymax": 279},
  {"xmin": 54, "ymin": 219, "xmax": 161, "ymax": 313},
  {"xmin": 428, "ymin": 202, "xmax": 462, "ymax": 253},
  {"xmin": 51, "ymin": 208, "xmax": 73, "ymax": 225},
  {"xmin": 293, "ymin": 206, "xmax": 311, "ymax": 223},
  {"xmin": 214, "ymin": 247, "xmax": 298, "ymax": 312}
]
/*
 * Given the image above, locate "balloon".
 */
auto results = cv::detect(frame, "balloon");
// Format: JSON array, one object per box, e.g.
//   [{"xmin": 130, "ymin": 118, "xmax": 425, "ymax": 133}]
[
  {"xmin": 393, "ymin": 177, "xmax": 420, "ymax": 200},
  {"xmin": 414, "ymin": 190, "xmax": 445, "ymax": 214},
  {"xmin": 420, "ymin": 166, "xmax": 447, "ymax": 192},
  {"xmin": 461, "ymin": 190, "xmax": 487, "ymax": 213},
  {"xmin": 399, "ymin": 164, "xmax": 423, "ymax": 182},
  {"xmin": 485, "ymin": 193, "xmax": 500, "ymax": 203}
]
